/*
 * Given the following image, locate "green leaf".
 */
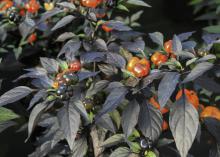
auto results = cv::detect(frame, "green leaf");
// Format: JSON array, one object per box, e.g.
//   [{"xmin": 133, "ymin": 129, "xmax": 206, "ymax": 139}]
[
  {"xmin": 129, "ymin": 142, "xmax": 141, "ymax": 153},
  {"xmin": 131, "ymin": 22, "xmax": 141, "ymax": 27},
  {"xmin": 131, "ymin": 11, "xmax": 144, "ymax": 22},
  {"xmin": 189, "ymin": 0, "xmax": 203, "ymax": 5},
  {"xmin": 101, "ymin": 134, "xmax": 125, "ymax": 148},
  {"xmin": 0, "ymin": 48, "xmax": 8, "ymax": 53},
  {"xmin": 216, "ymin": 6, "xmax": 220, "ymax": 14},
  {"xmin": 15, "ymin": 47, "xmax": 23, "ymax": 59},
  {"xmin": 128, "ymin": 129, "xmax": 140, "ymax": 141},
  {"xmin": 127, "ymin": 0, "xmax": 151, "ymax": 7},
  {"xmin": 110, "ymin": 110, "xmax": 121, "ymax": 129},
  {"xmin": 145, "ymin": 150, "xmax": 157, "ymax": 157},
  {"xmin": 59, "ymin": 60, "xmax": 69, "ymax": 70},
  {"xmin": 203, "ymin": 25, "xmax": 220, "ymax": 33},
  {"xmin": 0, "ymin": 107, "xmax": 19, "ymax": 123},
  {"xmin": 109, "ymin": 147, "xmax": 131, "ymax": 157},
  {"xmin": 186, "ymin": 58, "xmax": 198, "ymax": 66},
  {"xmin": 117, "ymin": 4, "xmax": 129, "ymax": 12}
]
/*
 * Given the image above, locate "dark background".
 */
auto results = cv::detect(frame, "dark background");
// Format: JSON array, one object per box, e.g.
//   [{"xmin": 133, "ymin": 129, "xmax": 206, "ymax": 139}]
[{"xmin": 0, "ymin": 0, "xmax": 209, "ymax": 156}]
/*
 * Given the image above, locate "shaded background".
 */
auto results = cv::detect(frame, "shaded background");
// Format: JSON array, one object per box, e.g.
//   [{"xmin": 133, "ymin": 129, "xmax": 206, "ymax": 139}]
[{"xmin": 0, "ymin": 0, "xmax": 209, "ymax": 156}]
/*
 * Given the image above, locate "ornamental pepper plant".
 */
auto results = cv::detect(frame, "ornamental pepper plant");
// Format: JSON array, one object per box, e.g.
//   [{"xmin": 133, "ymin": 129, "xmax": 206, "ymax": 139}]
[{"xmin": 0, "ymin": 0, "xmax": 220, "ymax": 157}]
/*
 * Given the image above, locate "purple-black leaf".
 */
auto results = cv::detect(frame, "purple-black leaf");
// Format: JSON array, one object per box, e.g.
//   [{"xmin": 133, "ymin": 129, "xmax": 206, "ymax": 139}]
[{"xmin": 0, "ymin": 86, "xmax": 33, "ymax": 107}]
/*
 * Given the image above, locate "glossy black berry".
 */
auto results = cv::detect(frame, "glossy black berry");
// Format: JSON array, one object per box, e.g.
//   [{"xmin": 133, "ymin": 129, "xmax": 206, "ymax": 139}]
[
  {"xmin": 140, "ymin": 139, "xmax": 148, "ymax": 149},
  {"xmin": 140, "ymin": 138, "xmax": 153, "ymax": 149},
  {"xmin": 7, "ymin": 7, "xmax": 21, "ymax": 23},
  {"xmin": 59, "ymin": 84, "xmax": 67, "ymax": 90},
  {"xmin": 57, "ymin": 84, "xmax": 67, "ymax": 95}
]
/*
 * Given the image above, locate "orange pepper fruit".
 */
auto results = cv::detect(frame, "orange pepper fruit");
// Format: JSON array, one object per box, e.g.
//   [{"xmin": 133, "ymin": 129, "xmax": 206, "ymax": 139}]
[
  {"xmin": 81, "ymin": 0, "xmax": 101, "ymax": 8},
  {"xmin": 25, "ymin": 0, "xmax": 40, "ymax": 13},
  {"xmin": 102, "ymin": 23, "xmax": 113, "ymax": 32},
  {"xmin": 52, "ymin": 81, "xmax": 59, "ymax": 89},
  {"xmin": 162, "ymin": 120, "xmax": 169, "ymax": 131},
  {"xmin": 127, "ymin": 57, "xmax": 150, "ymax": 78},
  {"xmin": 0, "ymin": 0, "xmax": 13, "ymax": 11},
  {"xmin": 200, "ymin": 106, "xmax": 220, "ymax": 121},
  {"xmin": 27, "ymin": 33, "xmax": 37, "ymax": 44},
  {"xmin": 176, "ymin": 89, "xmax": 199, "ymax": 110},
  {"xmin": 151, "ymin": 51, "xmax": 168, "ymax": 66},
  {"xmin": 164, "ymin": 40, "xmax": 172, "ymax": 54},
  {"xmin": 149, "ymin": 96, "xmax": 169, "ymax": 114}
]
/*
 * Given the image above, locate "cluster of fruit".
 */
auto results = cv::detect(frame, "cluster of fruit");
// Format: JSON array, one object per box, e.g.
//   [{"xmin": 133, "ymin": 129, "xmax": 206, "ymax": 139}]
[
  {"xmin": 151, "ymin": 40, "xmax": 176, "ymax": 66},
  {"xmin": 0, "ymin": 0, "xmax": 40, "ymax": 26},
  {"xmin": 70, "ymin": 0, "xmax": 116, "ymax": 8},
  {"xmin": 126, "ymin": 40, "xmax": 176, "ymax": 78},
  {"xmin": 77, "ymin": 0, "xmax": 116, "ymax": 32},
  {"xmin": 24, "ymin": 0, "xmax": 40, "ymax": 13},
  {"xmin": 0, "ymin": 0, "xmax": 40, "ymax": 14},
  {"xmin": 52, "ymin": 60, "xmax": 81, "ymax": 99},
  {"xmin": 0, "ymin": 0, "xmax": 115, "ymax": 44},
  {"xmin": 175, "ymin": 89, "xmax": 220, "ymax": 121},
  {"xmin": 149, "ymin": 88, "xmax": 220, "ymax": 133},
  {"xmin": 149, "ymin": 89, "xmax": 201, "ymax": 132}
]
